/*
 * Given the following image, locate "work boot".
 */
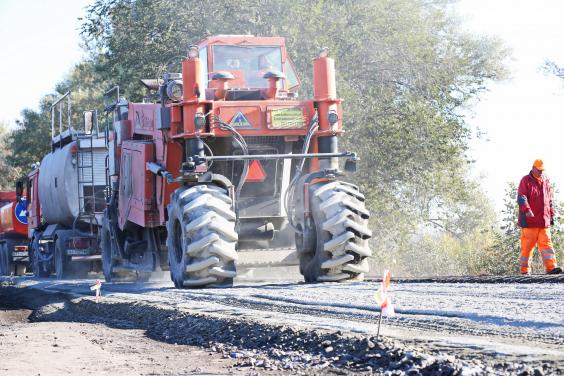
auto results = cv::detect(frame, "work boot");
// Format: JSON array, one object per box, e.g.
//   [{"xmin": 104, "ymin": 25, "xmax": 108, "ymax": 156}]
[{"xmin": 547, "ymin": 267, "xmax": 562, "ymax": 275}]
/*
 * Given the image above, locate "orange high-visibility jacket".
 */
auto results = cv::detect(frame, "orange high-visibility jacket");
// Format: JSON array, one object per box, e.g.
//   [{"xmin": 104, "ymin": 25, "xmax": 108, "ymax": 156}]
[{"xmin": 517, "ymin": 172, "xmax": 554, "ymax": 228}]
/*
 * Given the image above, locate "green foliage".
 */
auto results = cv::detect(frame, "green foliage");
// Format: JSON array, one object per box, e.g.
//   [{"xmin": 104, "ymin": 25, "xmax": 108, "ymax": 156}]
[
  {"xmin": 7, "ymin": 105, "xmax": 51, "ymax": 174},
  {"xmin": 368, "ymin": 183, "xmax": 501, "ymax": 277},
  {"xmin": 477, "ymin": 183, "xmax": 521, "ymax": 275},
  {"xmin": 543, "ymin": 60, "xmax": 564, "ymax": 80},
  {"xmin": 0, "ymin": 121, "xmax": 22, "ymax": 191}
]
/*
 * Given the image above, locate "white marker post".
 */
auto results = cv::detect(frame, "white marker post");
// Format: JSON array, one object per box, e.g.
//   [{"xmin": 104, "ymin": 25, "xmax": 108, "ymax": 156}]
[
  {"xmin": 374, "ymin": 270, "xmax": 395, "ymax": 341},
  {"xmin": 90, "ymin": 279, "xmax": 102, "ymax": 303}
]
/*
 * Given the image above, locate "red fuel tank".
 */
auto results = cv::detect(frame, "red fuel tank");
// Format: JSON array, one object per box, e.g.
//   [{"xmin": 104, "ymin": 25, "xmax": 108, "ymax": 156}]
[{"xmin": 0, "ymin": 199, "xmax": 28, "ymax": 237}]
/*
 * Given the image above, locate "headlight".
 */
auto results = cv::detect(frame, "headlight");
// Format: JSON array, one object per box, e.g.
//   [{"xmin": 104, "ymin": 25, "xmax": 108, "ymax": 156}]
[
  {"xmin": 194, "ymin": 113, "xmax": 206, "ymax": 129},
  {"xmin": 166, "ymin": 80, "xmax": 183, "ymax": 101},
  {"xmin": 327, "ymin": 110, "xmax": 339, "ymax": 126}
]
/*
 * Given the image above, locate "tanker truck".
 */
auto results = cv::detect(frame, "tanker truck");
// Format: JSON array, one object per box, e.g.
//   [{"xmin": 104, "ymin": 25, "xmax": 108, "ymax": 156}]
[
  {"xmin": 101, "ymin": 35, "xmax": 371, "ymax": 287},
  {"xmin": 0, "ymin": 188, "xmax": 29, "ymax": 276},
  {"xmin": 26, "ymin": 92, "xmax": 106, "ymax": 278}
]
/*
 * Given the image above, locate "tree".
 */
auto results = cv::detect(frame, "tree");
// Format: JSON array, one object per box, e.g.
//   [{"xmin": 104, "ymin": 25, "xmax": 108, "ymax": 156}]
[
  {"xmin": 7, "ymin": 104, "xmax": 52, "ymax": 174},
  {"xmin": 543, "ymin": 60, "xmax": 564, "ymax": 80},
  {"xmin": 0, "ymin": 121, "xmax": 22, "ymax": 191}
]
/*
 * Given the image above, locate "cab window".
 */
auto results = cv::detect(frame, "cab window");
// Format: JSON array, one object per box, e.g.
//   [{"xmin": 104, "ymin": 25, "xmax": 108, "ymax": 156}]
[
  {"xmin": 199, "ymin": 47, "xmax": 208, "ymax": 89},
  {"xmin": 284, "ymin": 57, "xmax": 300, "ymax": 91},
  {"xmin": 212, "ymin": 45, "xmax": 282, "ymax": 88}
]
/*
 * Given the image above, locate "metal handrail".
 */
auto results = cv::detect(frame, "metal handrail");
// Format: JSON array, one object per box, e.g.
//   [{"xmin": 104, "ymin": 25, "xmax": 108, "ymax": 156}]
[{"xmin": 50, "ymin": 91, "xmax": 72, "ymax": 139}]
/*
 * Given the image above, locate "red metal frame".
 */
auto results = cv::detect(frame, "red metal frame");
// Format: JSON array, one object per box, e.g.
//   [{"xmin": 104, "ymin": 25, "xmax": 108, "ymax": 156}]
[
  {"xmin": 118, "ymin": 140, "xmax": 160, "ymax": 229},
  {"xmin": 26, "ymin": 168, "xmax": 41, "ymax": 238},
  {"xmin": 118, "ymin": 36, "xmax": 344, "ymax": 227}
]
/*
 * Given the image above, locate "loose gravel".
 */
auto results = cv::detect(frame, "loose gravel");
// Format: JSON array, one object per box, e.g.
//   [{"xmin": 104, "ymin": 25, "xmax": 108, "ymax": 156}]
[{"xmin": 1, "ymin": 281, "xmax": 562, "ymax": 375}]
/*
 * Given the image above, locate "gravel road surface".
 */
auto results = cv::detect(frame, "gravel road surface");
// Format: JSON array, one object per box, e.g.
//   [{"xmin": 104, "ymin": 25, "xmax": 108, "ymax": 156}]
[{"xmin": 1, "ymin": 275, "xmax": 562, "ymax": 375}]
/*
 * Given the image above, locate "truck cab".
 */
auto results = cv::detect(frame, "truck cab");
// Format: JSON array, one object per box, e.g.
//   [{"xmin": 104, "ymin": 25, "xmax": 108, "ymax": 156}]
[{"xmin": 197, "ymin": 35, "xmax": 300, "ymax": 93}]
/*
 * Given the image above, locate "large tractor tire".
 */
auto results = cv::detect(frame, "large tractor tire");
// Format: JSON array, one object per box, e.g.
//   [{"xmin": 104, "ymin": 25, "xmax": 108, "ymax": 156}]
[
  {"xmin": 298, "ymin": 181, "xmax": 371, "ymax": 283},
  {"xmin": 167, "ymin": 184, "xmax": 238, "ymax": 288}
]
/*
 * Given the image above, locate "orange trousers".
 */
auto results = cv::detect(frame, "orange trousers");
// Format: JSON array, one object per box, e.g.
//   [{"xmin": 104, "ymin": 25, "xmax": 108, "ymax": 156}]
[{"xmin": 519, "ymin": 228, "xmax": 558, "ymax": 274}]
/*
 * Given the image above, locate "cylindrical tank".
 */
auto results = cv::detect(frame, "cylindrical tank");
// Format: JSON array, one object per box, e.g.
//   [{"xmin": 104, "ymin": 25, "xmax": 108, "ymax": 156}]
[
  {"xmin": 0, "ymin": 200, "xmax": 28, "ymax": 236},
  {"xmin": 38, "ymin": 142, "xmax": 80, "ymax": 227},
  {"xmin": 38, "ymin": 139, "xmax": 108, "ymax": 228}
]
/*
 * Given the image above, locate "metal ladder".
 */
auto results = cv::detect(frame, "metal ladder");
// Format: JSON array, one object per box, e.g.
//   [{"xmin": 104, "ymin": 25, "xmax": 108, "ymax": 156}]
[{"xmin": 75, "ymin": 124, "xmax": 98, "ymax": 233}]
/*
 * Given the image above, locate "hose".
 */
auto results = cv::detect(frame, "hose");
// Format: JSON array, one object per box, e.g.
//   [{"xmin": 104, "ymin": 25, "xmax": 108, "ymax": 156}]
[
  {"xmin": 205, "ymin": 111, "xmax": 319, "ymax": 230},
  {"xmin": 209, "ymin": 116, "xmax": 249, "ymax": 214},
  {"xmin": 284, "ymin": 111, "xmax": 319, "ymax": 232}
]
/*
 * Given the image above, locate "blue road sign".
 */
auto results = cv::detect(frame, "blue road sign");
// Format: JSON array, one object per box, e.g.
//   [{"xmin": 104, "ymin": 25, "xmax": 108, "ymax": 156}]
[{"xmin": 15, "ymin": 199, "xmax": 27, "ymax": 225}]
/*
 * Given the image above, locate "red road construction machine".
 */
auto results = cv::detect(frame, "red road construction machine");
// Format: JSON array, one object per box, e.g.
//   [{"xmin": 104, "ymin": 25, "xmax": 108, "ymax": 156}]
[
  {"xmin": 0, "ymin": 189, "xmax": 29, "ymax": 276},
  {"xmin": 26, "ymin": 92, "xmax": 105, "ymax": 278},
  {"xmin": 101, "ymin": 35, "xmax": 371, "ymax": 287}
]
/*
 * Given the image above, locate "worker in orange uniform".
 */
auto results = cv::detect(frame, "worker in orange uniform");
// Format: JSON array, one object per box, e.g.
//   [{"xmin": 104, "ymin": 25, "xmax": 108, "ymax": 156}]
[{"xmin": 517, "ymin": 159, "xmax": 562, "ymax": 275}]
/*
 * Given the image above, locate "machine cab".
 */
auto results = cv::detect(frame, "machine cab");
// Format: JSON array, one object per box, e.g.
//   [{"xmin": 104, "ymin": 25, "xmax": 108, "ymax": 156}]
[{"xmin": 197, "ymin": 35, "xmax": 300, "ymax": 93}]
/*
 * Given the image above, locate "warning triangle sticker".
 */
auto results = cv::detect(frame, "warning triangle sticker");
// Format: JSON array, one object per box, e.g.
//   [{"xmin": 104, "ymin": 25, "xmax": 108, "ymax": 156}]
[
  {"xmin": 230, "ymin": 111, "xmax": 252, "ymax": 128},
  {"xmin": 245, "ymin": 160, "xmax": 267, "ymax": 183}
]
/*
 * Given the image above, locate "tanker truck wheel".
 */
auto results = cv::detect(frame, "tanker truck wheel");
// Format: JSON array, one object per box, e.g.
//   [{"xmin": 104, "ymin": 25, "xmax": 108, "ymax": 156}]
[
  {"xmin": 0, "ymin": 242, "xmax": 7, "ymax": 275},
  {"xmin": 1, "ymin": 240, "xmax": 15, "ymax": 276},
  {"xmin": 54, "ymin": 237, "xmax": 71, "ymax": 279},
  {"xmin": 298, "ymin": 181, "xmax": 371, "ymax": 283},
  {"xmin": 31, "ymin": 235, "xmax": 51, "ymax": 278},
  {"xmin": 167, "ymin": 184, "xmax": 238, "ymax": 288},
  {"xmin": 15, "ymin": 264, "xmax": 27, "ymax": 276},
  {"xmin": 101, "ymin": 213, "xmax": 117, "ymax": 282}
]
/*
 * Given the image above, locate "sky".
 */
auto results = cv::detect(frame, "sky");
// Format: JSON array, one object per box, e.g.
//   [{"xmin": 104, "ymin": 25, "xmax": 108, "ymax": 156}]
[
  {"xmin": 0, "ymin": 0, "xmax": 91, "ymax": 124},
  {"xmin": 456, "ymin": 0, "xmax": 564, "ymax": 210},
  {"xmin": 0, "ymin": 0, "xmax": 563, "ymax": 212}
]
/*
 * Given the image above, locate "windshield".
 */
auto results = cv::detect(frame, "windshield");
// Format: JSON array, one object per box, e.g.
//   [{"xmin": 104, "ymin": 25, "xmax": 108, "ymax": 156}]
[{"xmin": 212, "ymin": 45, "xmax": 283, "ymax": 88}]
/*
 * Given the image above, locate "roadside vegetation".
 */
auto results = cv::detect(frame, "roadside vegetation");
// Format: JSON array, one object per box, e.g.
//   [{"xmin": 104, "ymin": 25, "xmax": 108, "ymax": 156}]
[{"xmin": 3, "ymin": 0, "xmax": 560, "ymax": 276}]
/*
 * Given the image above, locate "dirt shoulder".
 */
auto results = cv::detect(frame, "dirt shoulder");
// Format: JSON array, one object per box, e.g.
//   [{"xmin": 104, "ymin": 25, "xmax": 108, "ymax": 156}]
[
  {"xmin": 0, "ymin": 286, "xmax": 280, "ymax": 376},
  {"xmin": 0, "ymin": 318, "xmax": 243, "ymax": 376}
]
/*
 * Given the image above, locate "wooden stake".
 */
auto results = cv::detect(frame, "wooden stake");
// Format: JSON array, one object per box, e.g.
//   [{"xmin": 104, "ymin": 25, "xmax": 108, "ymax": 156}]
[{"xmin": 376, "ymin": 309, "xmax": 383, "ymax": 341}]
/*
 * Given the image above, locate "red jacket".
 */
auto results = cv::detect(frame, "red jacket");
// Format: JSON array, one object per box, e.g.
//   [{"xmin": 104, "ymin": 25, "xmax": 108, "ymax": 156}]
[{"xmin": 517, "ymin": 172, "xmax": 554, "ymax": 228}]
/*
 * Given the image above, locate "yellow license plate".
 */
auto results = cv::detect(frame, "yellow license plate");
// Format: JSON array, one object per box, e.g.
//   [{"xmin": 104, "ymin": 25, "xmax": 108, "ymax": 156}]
[{"xmin": 270, "ymin": 107, "xmax": 305, "ymax": 129}]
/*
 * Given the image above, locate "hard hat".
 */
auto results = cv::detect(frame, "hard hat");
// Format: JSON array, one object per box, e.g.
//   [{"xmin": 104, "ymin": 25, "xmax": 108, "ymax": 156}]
[{"xmin": 533, "ymin": 159, "xmax": 545, "ymax": 171}]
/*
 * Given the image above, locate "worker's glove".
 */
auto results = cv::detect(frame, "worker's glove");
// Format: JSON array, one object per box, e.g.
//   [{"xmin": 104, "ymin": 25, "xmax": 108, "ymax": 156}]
[{"xmin": 551, "ymin": 217, "xmax": 555, "ymax": 226}]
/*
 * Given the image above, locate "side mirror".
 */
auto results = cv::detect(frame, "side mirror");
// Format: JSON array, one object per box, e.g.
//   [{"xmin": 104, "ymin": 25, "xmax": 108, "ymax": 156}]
[
  {"xmin": 15, "ymin": 181, "xmax": 23, "ymax": 202},
  {"xmin": 84, "ymin": 111, "xmax": 95, "ymax": 134},
  {"xmin": 344, "ymin": 156, "xmax": 358, "ymax": 173}
]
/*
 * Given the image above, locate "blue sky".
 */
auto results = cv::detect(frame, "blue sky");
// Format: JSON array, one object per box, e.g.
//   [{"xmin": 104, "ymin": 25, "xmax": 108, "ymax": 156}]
[
  {"xmin": 1, "ymin": 0, "xmax": 563, "ymax": 212},
  {"xmin": 0, "ymin": 0, "xmax": 90, "ymax": 124}
]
